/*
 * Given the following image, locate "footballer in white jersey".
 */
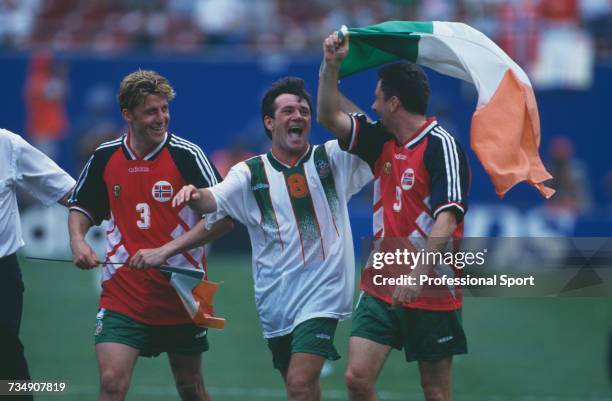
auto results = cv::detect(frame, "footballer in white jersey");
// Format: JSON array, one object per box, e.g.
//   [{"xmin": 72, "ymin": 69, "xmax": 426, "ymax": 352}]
[{"xmin": 208, "ymin": 140, "xmax": 371, "ymax": 338}]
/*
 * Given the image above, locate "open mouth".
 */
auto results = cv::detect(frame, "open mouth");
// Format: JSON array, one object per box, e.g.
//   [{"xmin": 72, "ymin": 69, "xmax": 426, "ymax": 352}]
[{"xmin": 288, "ymin": 126, "xmax": 303, "ymax": 136}]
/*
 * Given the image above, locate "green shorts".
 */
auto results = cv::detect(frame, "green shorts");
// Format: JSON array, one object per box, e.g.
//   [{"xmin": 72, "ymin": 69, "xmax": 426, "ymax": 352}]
[
  {"xmin": 94, "ymin": 308, "xmax": 209, "ymax": 357},
  {"xmin": 351, "ymin": 294, "xmax": 467, "ymax": 362},
  {"xmin": 267, "ymin": 318, "xmax": 340, "ymax": 372}
]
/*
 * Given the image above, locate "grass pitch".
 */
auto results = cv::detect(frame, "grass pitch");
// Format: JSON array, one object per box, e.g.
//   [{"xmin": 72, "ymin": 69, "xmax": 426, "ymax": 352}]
[{"xmin": 20, "ymin": 254, "xmax": 612, "ymax": 401}]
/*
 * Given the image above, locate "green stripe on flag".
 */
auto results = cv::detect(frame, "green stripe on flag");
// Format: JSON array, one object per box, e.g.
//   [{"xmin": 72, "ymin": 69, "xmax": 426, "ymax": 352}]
[
  {"xmin": 339, "ymin": 21, "xmax": 433, "ymax": 78},
  {"xmin": 245, "ymin": 156, "xmax": 282, "ymax": 245}
]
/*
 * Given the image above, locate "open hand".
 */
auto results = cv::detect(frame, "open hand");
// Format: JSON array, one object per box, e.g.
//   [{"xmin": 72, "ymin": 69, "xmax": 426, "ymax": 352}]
[{"xmin": 172, "ymin": 184, "xmax": 200, "ymax": 208}]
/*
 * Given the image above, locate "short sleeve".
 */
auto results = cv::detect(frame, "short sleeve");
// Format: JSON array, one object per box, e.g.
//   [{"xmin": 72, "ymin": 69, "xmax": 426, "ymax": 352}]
[
  {"xmin": 167, "ymin": 135, "xmax": 223, "ymax": 188},
  {"xmin": 425, "ymin": 127, "xmax": 470, "ymax": 222},
  {"xmin": 69, "ymin": 148, "xmax": 113, "ymax": 225},
  {"xmin": 207, "ymin": 162, "xmax": 251, "ymax": 226},
  {"xmin": 13, "ymin": 134, "xmax": 75, "ymax": 206},
  {"xmin": 324, "ymin": 140, "xmax": 373, "ymax": 199},
  {"xmin": 338, "ymin": 113, "xmax": 392, "ymax": 169}
]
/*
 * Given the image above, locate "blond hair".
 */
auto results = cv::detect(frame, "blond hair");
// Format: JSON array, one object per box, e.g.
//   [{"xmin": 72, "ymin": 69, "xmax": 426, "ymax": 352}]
[{"xmin": 117, "ymin": 70, "xmax": 176, "ymax": 111}]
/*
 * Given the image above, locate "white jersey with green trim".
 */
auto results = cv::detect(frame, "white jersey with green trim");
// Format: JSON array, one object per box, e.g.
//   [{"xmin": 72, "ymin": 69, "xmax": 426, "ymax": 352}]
[{"xmin": 208, "ymin": 140, "xmax": 372, "ymax": 338}]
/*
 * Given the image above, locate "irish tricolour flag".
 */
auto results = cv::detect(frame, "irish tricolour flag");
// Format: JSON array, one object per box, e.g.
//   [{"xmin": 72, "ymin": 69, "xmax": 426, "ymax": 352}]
[
  {"xmin": 339, "ymin": 21, "xmax": 554, "ymax": 198},
  {"xmin": 160, "ymin": 265, "xmax": 226, "ymax": 329}
]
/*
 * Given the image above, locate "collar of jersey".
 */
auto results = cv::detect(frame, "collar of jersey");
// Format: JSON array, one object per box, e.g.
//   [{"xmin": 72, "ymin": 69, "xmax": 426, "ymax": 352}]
[
  {"xmin": 122, "ymin": 132, "xmax": 169, "ymax": 161},
  {"xmin": 401, "ymin": 117, "xmax": 438, "ymax": 149},
  {"xmin": 266, "ymin": 145, "xmax": 313, "ymax": 172}
]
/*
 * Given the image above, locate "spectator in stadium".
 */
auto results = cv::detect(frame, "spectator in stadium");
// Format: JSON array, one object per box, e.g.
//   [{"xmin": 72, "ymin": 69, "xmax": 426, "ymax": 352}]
[
  {"xmin": 0, "ymin": 129, "xmax": 75, "ymax": 396},
  {"xmin": 24, "ymin": 50, "xmax": 69, "ymax": 160},
  {"xmin": 67, "ymin": 70, "xmax": 233, "ymax": 401},
  {"xmin": 131, "ymin": 77, "xmax": 373, "ymax": 401},
  {"xmin": 318, "ymin": 32, "xmax": 470, "ymax": 401},
  {"xmin": 545, "ymin": 136, "xmax": 592, "ymax": 216}
]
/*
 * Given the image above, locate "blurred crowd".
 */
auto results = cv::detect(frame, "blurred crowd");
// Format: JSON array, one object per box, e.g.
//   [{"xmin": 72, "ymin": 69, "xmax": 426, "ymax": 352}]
[{"xmin": 1, "ymin": 0, "xmax": 611, "ymax": 60}]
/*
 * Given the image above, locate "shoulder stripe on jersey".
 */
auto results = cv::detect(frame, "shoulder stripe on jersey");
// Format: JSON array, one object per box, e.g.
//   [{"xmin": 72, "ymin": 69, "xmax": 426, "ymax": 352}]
[
  {"xmin": 348, "ymin": 113, "xmax": 363, "ymax": 151},
  {"xmin": 71, "ymin": 138, "xmax": 123, "ymax": 203},
  {"xmin": 431, "ymin": 128, "xmax": 461, "ymax": 203},
  {"xmin": 437, "ymin": 130, "xmax": 458, "ymax": 200},
  {"xmin": 169, "ymin": 137, "xmax": 218, "ymax": 186},
  {"xmin": 405, "ymin": 119, "xmax": 438, "ymax": 148},
  {"xmin": 435, "ymin": 126, "xmax": 462, "ymax": 202},
  {"xmin": 432, "ymin": 128, "xmax": 459, "ymax": 202},
  {"xmin": 170, "ymin": 136, "xmax": 218, "ymax": 185},
  {"xmin": 430, "ymin": 131, "xmax": 454, "ymax": 201},
  {"xmin": 171, "ymin": 136, "xmax": 215, "ymax": 178},
  {"xmin": 71, "ymin": 154, "xmax": 95, "ymax": 202},
  {"xmin": 96, "ymin": 137, "xmax": 123, "ymax": 150}
]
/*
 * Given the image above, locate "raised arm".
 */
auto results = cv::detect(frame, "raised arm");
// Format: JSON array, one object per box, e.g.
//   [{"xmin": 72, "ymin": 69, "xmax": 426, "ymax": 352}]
[{"xmin": 317, "ymin": 30, "xmax": 354, "ymax": 142}]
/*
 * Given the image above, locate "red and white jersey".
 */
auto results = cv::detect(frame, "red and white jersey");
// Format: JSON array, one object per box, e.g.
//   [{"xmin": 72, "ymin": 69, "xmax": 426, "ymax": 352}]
[
  {"xmin": 70, "ymin": 132, "xmax": 221, "ymax": 324},
  {"xmin": 345, "ymin": 114, "xmax": 470, "ymax": 311}
]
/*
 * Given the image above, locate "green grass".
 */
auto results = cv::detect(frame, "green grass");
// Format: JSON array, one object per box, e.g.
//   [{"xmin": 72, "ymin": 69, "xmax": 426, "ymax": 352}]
[{"xmin": 20, "ymin": 254, "xmax": 612, "ymax": 401}]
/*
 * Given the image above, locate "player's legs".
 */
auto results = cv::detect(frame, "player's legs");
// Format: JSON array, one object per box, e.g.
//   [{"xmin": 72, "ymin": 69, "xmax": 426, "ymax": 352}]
[
  {"xmin": 418, "ymin": 358, "xmax": 453, "ymax": 401},
  {"xmin": 346, "ymin": 294, "xmax": 400, "ymax": 401},
  {"xmin": 400, "ymin": 308, "xmax": 466, "ymax": 401},
  {"xmin": 94, "ymin": 309, "xmax": 151, "ymax": 401},
  {"xmin": 96, "ymin": 342, "xmax": 140, "ymax": 401},
  {"xmin": 269, "ymin": 318, "xmax": 340, "ymax": 401},
  {"xmin": 344, "ymin": 337, "xmax": 391, "ymax": 401},
  {"xmin": 284, "ymin": 352, "xmax": 326, "ymax": 401},
  {"xmin": 154, "ymin": 323, "xmax": 210, "ymax": 401},
  {"xmin": 168, "ymin": 352, "xmax": 210, "ymax": 401}
]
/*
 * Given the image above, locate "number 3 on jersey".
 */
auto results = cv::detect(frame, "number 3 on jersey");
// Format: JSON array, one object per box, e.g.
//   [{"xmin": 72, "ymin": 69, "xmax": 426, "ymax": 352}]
[{"xmin": 136, "ymin": 203, "xmax": 151, "ymax": 229}]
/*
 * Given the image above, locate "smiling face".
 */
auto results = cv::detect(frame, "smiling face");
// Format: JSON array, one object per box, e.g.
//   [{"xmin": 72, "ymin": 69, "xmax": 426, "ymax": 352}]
[
  {"xmin": 122, "ymin": 94, "xmax": 169, "ymax": 149},
  {"xmin": 264, "ymin": 93, "xmax": 311, "ymax": 159}
]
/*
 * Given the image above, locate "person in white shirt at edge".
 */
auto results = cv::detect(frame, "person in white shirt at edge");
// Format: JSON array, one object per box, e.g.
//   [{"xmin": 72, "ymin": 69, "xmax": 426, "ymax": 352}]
[
  {"xmin": 129, "ymin": 77, "xmax": 373, "ymax": 401},
  {"xmin": 0, "ymin": 129, "xmax": 75, "ymax": 396}
]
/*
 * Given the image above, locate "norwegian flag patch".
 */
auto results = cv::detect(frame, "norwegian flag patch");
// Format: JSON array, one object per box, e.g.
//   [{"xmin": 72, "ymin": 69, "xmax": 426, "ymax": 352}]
[
  {"xmin": 152, "ymin": 180, "xmax": 174, "ymax": 202},
  {"xmin": 401, "ymin": 168, "xmax": 415, "ymax": 191}
]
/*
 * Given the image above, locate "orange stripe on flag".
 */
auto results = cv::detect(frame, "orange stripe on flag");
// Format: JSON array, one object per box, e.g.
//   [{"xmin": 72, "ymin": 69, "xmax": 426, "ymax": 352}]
[
  {"xmin": 471, "ymin": 69, "xmax": 555, "ymax": 199},
  {"xmin": 191, "ymin": 280, "xmax": 226, "ymax": 329}
]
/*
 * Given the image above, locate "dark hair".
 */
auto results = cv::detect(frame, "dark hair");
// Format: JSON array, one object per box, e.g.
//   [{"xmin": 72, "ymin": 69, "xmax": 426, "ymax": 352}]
[
  {"xmin": 378, "ymin": 63, "xmax": 430, "ymax": 115},
  {"xmin": 261, "ymin": 77, "xmax": 312, "ymax": 138}
]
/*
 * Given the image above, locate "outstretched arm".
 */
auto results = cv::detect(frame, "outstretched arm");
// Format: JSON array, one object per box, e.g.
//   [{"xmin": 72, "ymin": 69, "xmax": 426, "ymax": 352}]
[
  {"xmin": 129, "ymin": 216, "xmax": 234, "ymax": 269},
  {"xmin": 172, "ymin": 185, "xmax": 218, "ymax": 214},
  {"xmin": 317, "ymin": 30, "xmax": 354, "ymax": 142}
]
